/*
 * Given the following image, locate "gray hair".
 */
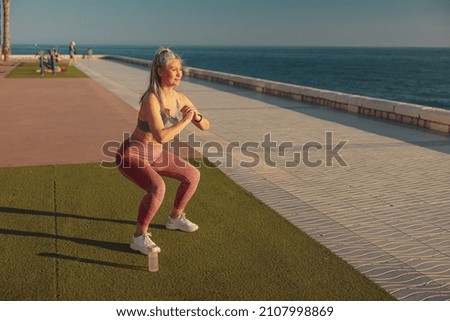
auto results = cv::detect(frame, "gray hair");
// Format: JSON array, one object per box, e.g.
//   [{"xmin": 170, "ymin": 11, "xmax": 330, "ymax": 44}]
[{"xmin": 140, "ymin": 47, "xmax": 182, "ymax": 104}]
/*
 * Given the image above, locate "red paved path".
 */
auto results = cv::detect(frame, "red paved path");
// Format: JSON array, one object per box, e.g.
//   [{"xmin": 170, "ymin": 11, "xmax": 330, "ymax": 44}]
[
  {"xmin": 0, "ymin": 74, "xmax": 134, "ymax": 167},
  {"xmin": 0, "ymin": 64, "xmax": 195, "ymax": 168}
]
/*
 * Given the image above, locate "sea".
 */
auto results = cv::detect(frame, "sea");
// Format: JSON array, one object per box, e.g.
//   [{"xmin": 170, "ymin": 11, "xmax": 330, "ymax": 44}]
[{"xmin": 12, "ymin": 44, "xmax": 450, "ymax": 110}]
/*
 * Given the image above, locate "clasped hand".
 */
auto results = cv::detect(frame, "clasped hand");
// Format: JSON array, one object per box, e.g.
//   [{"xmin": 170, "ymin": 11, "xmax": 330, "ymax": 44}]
[{"xmin": 180, "ymin": 105, "xmax": 199, "ymax": 122}]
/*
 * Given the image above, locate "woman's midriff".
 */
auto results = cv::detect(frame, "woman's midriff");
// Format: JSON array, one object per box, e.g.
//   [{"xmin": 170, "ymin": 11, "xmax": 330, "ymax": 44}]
[
  {"xmin": 116, "ymin": 127, "xmax": 164, "ymax": 165},
  {"xmin": 131, "ymin": 127, "xmax": 157, "ymax": 142}
]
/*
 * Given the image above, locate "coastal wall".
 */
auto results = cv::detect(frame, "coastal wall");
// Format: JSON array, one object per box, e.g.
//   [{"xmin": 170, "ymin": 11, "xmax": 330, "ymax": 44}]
[
  {"xmin": 9, "ymin": 54, "xmax": 450, "ymax": 134},
  {"xmin": 181, "ymin": 66, "xmax": 450, "ymax": 134}
]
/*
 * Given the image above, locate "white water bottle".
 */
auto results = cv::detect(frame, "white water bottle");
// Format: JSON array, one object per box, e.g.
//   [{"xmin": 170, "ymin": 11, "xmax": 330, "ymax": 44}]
[{"xmin": 148, "ymin": 248, "xmax": 159, "ymax": 272}]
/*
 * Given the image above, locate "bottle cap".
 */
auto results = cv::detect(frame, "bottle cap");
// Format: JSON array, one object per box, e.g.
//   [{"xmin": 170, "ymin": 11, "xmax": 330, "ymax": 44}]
[{"xmin": 148, "ymin": 247, "xmax": 161, "ymax": 254}]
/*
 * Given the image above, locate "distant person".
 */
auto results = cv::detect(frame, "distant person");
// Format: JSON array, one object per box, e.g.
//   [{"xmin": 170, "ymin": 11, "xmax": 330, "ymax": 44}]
[
  {"xmin": 54, "ymin": 49, "xmax": 62, "ymax": 63},
  {"xmin": 35, "ymin": 48, "xmax": 62, "ymax": 75},
  {"xmin": 47, "ymin": 49, "xmax": 58, "ymax": 75},
  {"xmin": 35, "ymin": 50, "xmax": 45, "ymax": 76},
  {"xmin": 83, "ymin": 48, "xmax": 93, "ymax": 59},
  {"xmin": 115, "ymin": 48, "xmax": 210, "ymax": 254},
  {"xmin": 68, "ymin": 41, "xmax": 77, "ymax": 65}
]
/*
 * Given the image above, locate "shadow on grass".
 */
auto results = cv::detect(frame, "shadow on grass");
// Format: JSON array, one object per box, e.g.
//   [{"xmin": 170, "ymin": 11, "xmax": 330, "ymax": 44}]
[
  {"xmin": 0, "ymin": 206, "xmax": 135, "ymax": 225},
  {"xmin": 0, "ymin": 206, "xmax": 167, "ymax": 256},
  {"xmin": 0, "ymin": 227, "xmax": 136, "ymax": 254},
  {"xmin": 38, "ymin": 252, "xmax": 146, "ymax": 271},
  {"xmin": 0, "ymin": 206, "xmax": 167, "ymax": 231},
  {"xmin": 0, "ymin": 205, "xmax": 162, "ymax": 270}
]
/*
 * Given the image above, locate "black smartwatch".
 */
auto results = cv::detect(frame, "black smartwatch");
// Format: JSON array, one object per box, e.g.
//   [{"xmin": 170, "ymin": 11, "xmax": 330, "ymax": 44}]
[{"xmin": 195, "ymin": 114, "xmax": 203, "ymax": 122}]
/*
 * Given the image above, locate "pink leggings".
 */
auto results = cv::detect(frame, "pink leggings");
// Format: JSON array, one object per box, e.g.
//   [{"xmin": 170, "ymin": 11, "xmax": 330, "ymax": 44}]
[{"xmin": 115, "ymin": 138, "xmax": 200, "ymax": 227}]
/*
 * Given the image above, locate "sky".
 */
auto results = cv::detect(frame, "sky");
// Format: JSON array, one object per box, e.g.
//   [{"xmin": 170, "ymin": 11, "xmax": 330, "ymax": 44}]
[{"xmin": 5, "ymin": 0, "xmax": 450, "ymax": 47}]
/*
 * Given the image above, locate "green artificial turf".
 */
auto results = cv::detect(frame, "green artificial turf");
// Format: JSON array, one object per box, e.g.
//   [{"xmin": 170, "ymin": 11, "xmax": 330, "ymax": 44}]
[
  {"xmin": 6, "ymin": 62, "xmax": 87, "ymax": 78},
  {"xmin": 0, "ymin": 161, "xmax": 395, "ymax": 300}
]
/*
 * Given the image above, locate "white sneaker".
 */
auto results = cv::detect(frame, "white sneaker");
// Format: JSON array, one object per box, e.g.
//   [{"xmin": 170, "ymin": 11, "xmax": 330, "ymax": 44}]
[
  {"xmin": 130, "ymin": 233, "xmax": 161, "ymax": 255},
  {"xmin": 166, "ymin": 213, "xmax": 198, "ymax": 232}
]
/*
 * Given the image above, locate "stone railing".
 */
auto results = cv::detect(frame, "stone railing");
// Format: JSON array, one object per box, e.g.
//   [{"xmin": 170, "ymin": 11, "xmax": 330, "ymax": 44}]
[
  {"xmin": 181, "ymin": 66, "xmax": 450, "ymax": 134},
  {"xmin": 8, "ymin": 54, "xmax": 450, "ymax": 133}
]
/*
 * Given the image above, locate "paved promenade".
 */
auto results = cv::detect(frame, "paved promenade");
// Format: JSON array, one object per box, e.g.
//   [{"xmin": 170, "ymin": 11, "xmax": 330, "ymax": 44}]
[{"xmin": 9, "ymin": 58, "xmax": 450, "ymax": 300}]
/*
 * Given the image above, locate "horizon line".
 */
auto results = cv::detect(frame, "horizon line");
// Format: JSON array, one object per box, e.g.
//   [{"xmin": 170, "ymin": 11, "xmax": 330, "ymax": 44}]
[{"xmin": 10, "ymin": 43, "xmax": 450, "ymax": 49}]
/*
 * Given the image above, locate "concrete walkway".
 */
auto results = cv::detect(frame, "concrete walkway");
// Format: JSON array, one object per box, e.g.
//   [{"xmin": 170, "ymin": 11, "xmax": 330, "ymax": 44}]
[{"xmin": 76, "ymin": 59, "xmax": 450, "ymax": 300}]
